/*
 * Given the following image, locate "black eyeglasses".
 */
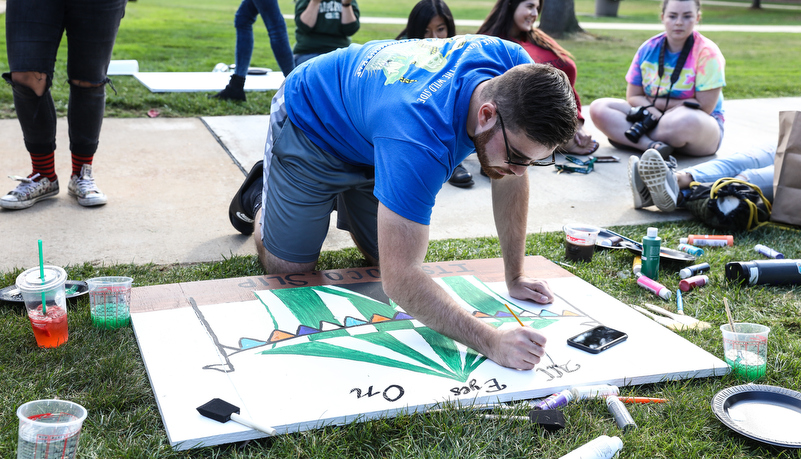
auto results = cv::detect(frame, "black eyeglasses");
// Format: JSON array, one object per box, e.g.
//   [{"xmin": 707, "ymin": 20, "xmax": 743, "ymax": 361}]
[{"xmin": 497, "ymin": 111, "xmax": 555, "ymax": 167}]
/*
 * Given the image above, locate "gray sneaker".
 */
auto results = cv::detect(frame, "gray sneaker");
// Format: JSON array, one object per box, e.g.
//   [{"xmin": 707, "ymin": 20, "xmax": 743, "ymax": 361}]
[
  {"xmin": 68, "ymin": 164, "xmax": 107, "ymax": 207},
  {"xmin": 0, "ymin": 174, "xmax": 60, "ymax": 210},
  {"xmin": 628, "ymin": 155, "xmax": 653, "ymax": 209},
  {"xmin": 638, "ymin": 149, "xmax": 679, "ymax": 212}
]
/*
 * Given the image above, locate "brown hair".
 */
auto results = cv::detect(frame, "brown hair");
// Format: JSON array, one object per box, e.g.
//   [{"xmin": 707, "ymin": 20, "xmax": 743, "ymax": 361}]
[
  {"xmin": 477, "ymin": 0, "xmax": 573, "ymax": 62},
  {"xmin": 482, "ymin": 64, "xmax": 577, "ymax": 149},
  {"xmin": 661, "ymin": 0, "xmax": 701, "ymax": 13}
]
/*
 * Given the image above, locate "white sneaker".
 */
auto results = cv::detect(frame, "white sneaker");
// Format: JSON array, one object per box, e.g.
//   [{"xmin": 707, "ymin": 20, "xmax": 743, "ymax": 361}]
[
  {"xmin": 628, "ymin": 155, "xmax": 653, "ymax": 209},
  {"xmin": 68, "ymin": 164, "xmax": 107, "ymax": 207},
  {"xmin": 0, "ymin": 174, "xmax": 60, "ymax": 210},
  {"xmin": 638, "ymin": 149, "xmax": 679, "ymax": 212}
]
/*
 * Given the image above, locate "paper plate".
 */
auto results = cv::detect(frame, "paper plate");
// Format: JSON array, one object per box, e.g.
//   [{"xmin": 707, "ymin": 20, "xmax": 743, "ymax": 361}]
[
  {"xmin": 711, "ymin": 384, "xmax": 801, "ymax": 448},
  {"xmin": 0, "ymin": 280, "xmax": 89, "ymax": 303}
]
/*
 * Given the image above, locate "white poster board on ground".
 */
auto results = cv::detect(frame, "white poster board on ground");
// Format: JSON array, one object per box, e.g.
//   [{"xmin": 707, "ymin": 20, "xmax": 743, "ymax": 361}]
[
  {"xmin": 131, "ymin": 275, "xmax": 728, "ymax": 450},
  {"xmin": 133, "ymin": 72, "xmax": 285, "ymax": 93}
]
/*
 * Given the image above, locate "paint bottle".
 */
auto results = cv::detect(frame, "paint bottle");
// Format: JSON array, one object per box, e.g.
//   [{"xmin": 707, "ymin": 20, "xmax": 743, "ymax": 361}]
[
  {"xmin": 641, "ymin": 228, "xmax": 661, "ymax": 280},
  {"xmin": 571, "ymin": 384, "xmax": 620, "ymax": 400},
  {"xmin": 558, "ymin": 435, "xmax": 624, "ymax": 459},
  {"xmin": 677, "ymin": 244, "xmax": 704, "ymax": 257},
  {"xmin": 606, "ymin": 396, "xmax": 637, "ymax": 432},
  {"xmin": 754, "ymin": 244, "xmax": 785, "ymax": 259},
  {"xmin": 725, "ymin": 259, "xmax": 801, "ymax": 286},
  {"xmin": 632, "ymin": 256, "xmax": 642, "ymax": 276},
  {"xmin": 636, "ymin": 273, "xmax": 672, "ymax": 301},
  {"xmin": 679, "ymin": 262, "xmax": 711, "ymax": 279},
  {"xmin": 534, "ymin": 389, "xmax": 574, "ymax": 410},
  {"xmin": 682, "ymin": 235, "xmax": 733, "ymax": 247},
  {"xmin": 679, "ymin": 275, "xmax": 709, "ymax": 292}
]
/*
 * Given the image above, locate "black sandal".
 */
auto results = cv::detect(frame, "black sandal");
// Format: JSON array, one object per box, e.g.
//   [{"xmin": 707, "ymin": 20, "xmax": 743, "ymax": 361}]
[{"xmin": 647, "ymin": 141, "xmax": 674, "ymax": 159}]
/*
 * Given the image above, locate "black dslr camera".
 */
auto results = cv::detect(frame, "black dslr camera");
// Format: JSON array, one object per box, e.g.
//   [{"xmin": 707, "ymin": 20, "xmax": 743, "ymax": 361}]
[{"xmin": 625, "ymin": 106, "xmax": 659, "ymax": 143}]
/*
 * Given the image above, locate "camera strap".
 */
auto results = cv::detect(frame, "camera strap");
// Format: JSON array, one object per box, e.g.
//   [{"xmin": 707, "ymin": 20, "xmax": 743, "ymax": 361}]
[{"xmin": 654, "ymin": 32, "xmax": 695, "ymax": 112}]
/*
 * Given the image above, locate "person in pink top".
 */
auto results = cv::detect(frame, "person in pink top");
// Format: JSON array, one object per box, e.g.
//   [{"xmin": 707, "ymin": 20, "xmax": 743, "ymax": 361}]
[
  {"xmin": 478, "ymin": 0, "xmax": 598, "ymax": 156},
  {"xmin": 589, "ymin": 0, "xmax": 726, "ymax": 159}
]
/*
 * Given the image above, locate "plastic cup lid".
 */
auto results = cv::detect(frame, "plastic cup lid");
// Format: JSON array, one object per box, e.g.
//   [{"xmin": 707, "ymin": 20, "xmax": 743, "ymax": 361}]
[{"xmin": 15, "ymin": 266, "xmax": 67, "ymax": 293}]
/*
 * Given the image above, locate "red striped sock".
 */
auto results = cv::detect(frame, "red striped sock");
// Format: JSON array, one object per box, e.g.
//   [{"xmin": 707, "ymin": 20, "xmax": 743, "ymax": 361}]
[
  {"xmin": 31, "ymin": 151, "xmax": 57, "ymax": 182},
  {"xmin": 72, "ymin": 154, "xmax": 94, "ymax": 177}
]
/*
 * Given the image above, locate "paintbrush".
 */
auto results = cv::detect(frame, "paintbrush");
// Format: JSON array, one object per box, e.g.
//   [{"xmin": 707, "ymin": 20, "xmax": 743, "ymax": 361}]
[
  {"xmin": 724, "ymin": 297, "xmax": 736, "ymax": 332},
  {"xmin": 642, "ymin": 303, "xmax": 711, "ymax": 330},
  {"xmin": 631, "ymin": 305, "xmax": 688, "ymax": 331},
  {"xmin": 197, "ymin": 398, "xmax": 277, "ymax": 436}
]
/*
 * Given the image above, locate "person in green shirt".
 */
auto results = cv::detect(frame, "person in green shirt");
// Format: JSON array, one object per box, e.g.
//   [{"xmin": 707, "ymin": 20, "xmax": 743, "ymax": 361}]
[{"xmin": 293, "ymin": 0, "xmax": 360, "ymax": 66}]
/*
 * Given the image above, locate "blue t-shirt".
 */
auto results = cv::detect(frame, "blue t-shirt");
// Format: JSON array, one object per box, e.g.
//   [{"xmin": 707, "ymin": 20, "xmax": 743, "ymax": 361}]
[{"xmin": 285, "ymin": 35, "xmax": 533, "ymax": 225}]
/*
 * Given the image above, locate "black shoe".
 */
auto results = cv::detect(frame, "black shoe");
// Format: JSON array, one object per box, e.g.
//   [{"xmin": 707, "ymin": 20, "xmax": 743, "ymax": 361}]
[
  {"xmin": 212, "ymin": 74, "xmax": 246, "ymax": 101},
  {"xmin": 229, "ymin": 161, "xmax": 263, "ymax": 235},
  {"xmin": 448, "ymin": 163, "xmax": 474, "ymax": 188},
  {"xmin": 647, "ymin": 141, "xmax": 675, "ymax": 160}
]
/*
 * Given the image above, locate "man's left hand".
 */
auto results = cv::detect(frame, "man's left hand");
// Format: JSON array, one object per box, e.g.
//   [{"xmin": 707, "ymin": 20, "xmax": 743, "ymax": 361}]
[{"xmin": 508, "ymin": 277, "xmax": 554, "ymax": 305}]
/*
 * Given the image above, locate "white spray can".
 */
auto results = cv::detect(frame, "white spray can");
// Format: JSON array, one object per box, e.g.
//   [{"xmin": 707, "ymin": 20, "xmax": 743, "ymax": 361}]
[{"xmin": 558, "ymin": 435, "xmax": 623, "ymax": 459}]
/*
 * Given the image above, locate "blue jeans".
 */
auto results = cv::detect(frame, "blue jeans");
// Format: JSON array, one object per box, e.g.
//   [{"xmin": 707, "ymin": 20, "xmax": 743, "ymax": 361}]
[
  {"xmin": 234, "ymin": 0, "xmax": 294, "ymax": 77},
  {"xmin": 4, "ymin": 0, "xmax": 127, "ymax": 157},
  {"xmin": 684, "ymin": 142, "xmax": 776, "ymax": 201},
  {"xmin": 294, "ymin": 53, "xmax": 323, "ymax": 67}
]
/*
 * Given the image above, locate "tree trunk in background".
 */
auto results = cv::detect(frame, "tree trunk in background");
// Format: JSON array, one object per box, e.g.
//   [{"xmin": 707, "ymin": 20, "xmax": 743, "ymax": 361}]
[
  {"xmin": 539, "ymin": 0, "xmax": 583, "ymax": 38},
  {"xmin": 750, "ymin": 0, "xmax": 762, "ymax": 8}
]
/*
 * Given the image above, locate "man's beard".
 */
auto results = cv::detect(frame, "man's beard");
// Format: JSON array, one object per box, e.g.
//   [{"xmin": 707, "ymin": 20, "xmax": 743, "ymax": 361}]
[{"xmin": 473, "ymin": 125, "xmax": 505, "ymax": 180}]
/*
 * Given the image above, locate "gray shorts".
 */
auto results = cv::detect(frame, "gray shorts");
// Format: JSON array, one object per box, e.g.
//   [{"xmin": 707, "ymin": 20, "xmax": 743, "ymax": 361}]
[{"xmin": 260, "ymin": 85, "xmax": 379, "ymax": 264}]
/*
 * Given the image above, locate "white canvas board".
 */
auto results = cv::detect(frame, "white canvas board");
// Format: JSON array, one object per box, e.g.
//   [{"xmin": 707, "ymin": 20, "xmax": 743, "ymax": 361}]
[
  {"xmin": 133, "ymin": 72, "xmax": 285, "ymax": 93},
  {"xmin": 131, "ymin": 275, "xmax": 728, "ymax": 450},
  {"xmin": 108, "ymin": 60, "xmax": 139, "ymax": 75}
]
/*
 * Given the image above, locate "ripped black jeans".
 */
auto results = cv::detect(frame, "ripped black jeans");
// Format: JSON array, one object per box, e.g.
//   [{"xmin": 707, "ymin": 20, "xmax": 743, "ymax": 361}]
[{"xmin": 3, "ymin": 0, "xmax": 127, "ymax": 157}]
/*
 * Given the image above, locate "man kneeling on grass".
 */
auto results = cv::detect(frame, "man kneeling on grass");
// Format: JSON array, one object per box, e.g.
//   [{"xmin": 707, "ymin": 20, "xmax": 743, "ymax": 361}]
[{"xmin": 228, "ymin": 35, "xmax": 577, "ymax": 370}]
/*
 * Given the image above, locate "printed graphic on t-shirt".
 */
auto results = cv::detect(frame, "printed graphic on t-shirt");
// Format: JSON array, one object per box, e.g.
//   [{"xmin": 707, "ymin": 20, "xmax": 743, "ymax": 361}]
[{"xmin": 318, "ymin": 0, "xmax": 344, "ymax": 20}]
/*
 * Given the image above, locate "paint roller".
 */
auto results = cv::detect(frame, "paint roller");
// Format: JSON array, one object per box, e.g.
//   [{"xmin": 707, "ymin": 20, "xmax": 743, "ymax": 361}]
[{"xmin": 196, "ymin": 398, "xmax": 277, "ymax": 436}]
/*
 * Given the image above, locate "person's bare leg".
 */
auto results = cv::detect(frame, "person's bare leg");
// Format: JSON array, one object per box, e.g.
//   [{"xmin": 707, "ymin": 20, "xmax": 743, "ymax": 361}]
[
  {"xmin": 11, "ymin": 71, "xmax": 47, "ymax": 96},
  {"xmin": 649, "ymin": 108, "xmax": 720, "ymax": 157},
  {"xmin": 676, "ymin": 171, "xmax": 694, "ymax": 189},
  {"xmin": 253, "ymin": 208, "xmax": 317, "ymax": 274},
  {"xmin": 349, "ymin": 233, "xmax": 379, "ymax": 267}
]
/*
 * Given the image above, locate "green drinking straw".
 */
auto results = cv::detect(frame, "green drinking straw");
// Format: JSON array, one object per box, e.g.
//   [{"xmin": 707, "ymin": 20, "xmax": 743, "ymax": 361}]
[{"xmin": 38, "ymin": 239, "xmax": 47, "ymax": 315}]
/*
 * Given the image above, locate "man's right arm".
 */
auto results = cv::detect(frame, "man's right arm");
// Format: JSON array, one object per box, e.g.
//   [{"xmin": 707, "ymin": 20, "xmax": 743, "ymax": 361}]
[{"xmin": 377, "ymin": 203, "xmax": 547, "ymax": 370}]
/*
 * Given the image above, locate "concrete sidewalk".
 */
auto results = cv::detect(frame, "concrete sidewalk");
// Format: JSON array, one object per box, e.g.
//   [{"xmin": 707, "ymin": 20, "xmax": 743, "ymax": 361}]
[{"xmin": 1, "ymin": 97, "xmax": 799, "ymax": 273}]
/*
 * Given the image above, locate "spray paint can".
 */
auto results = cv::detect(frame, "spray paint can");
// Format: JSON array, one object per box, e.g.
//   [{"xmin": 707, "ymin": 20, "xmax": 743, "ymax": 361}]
[
  {"xmin": 606, "ymin": 396, "xmax": 637, "ymax": 432},
  {"xmin": 754, "ymin": 244, "xmax": 785, "ymax": 259},
  {"xmin": 558, "ymin": 435, "xmax": 623, "ymax": 459},
  {"xmin": 679, "ymin": 262, "xmax": 711, "ymax": 279},
  {"xmin": 534, "ymin": 389, "xmax": 575, "ymax": 410},
  {"xmin": 682, "ymin": 235, "xmax": 733, "ymax": 247},
  {"xmin": 677, "ymin": 244, "xmax": 704, "ymax": 257},
  {"xmin": 641, "ymin": 227, "xmax": 661, "ymax": 280},
  {"xmin": 679, "ymin": 275, "xmax": 709, "ymax": 292},
  {"xmin": 725, "ymin": 259, "xmax": 801, "ymax": 286},
  {"xmin": 571, "ymin": 384, "xmax": 620, "ymax": 400},
  {"xmin": 636, "ymin": 273, "xmax": 672, "ymax": 300}
]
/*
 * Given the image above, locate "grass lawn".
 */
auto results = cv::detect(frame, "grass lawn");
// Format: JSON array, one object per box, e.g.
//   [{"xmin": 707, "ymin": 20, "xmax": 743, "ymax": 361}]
[
  {"xmin": 1, "ymin": 0, "xmax": 801, "ymax": 457},
  {"xmin": 1, "ymin": 0, "xmax": 800, "ymax": 118}
]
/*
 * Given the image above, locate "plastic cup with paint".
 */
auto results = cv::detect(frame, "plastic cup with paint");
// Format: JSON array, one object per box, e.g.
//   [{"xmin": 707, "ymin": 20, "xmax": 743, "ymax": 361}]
[
  {"xmin": 87, "ymin": 276, "xmax": 134, "ymax": 329},
  {"xmin": 720, "ymin": 323, "xmax": 770, "ymax": 381},
  {"xmin": 15, "ymin": 266, "xmax": 69, "ymax": 348},
  {"xmin": 17, "ymin": 399, "xmax": 87, "ymax": 459},
  {"xmin": 563, "ymin": 224, "xmax": 601, "ymax": 263}
]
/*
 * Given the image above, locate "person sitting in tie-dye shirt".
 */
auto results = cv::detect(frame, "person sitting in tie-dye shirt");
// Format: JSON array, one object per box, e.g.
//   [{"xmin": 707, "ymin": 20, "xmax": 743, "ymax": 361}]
[{"xmin": 589, "ymin": 0, "xmax": 725, "ymax": 158}]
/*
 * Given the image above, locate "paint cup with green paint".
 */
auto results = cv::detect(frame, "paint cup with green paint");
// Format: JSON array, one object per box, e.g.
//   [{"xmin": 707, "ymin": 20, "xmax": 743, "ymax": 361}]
[
  {"xmin": 87, "ymin": 276, "xmax": 133, "ymax": 329},
  {"xmin": 721, "ymin": 323, "xmax": 770, "ymax": 381}
]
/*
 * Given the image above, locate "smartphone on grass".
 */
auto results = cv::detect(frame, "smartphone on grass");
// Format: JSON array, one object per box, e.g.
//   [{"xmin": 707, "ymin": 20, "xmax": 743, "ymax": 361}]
[{"xmin": 567, "ymin": 325, "xmax": 628, "ymax": 354}]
